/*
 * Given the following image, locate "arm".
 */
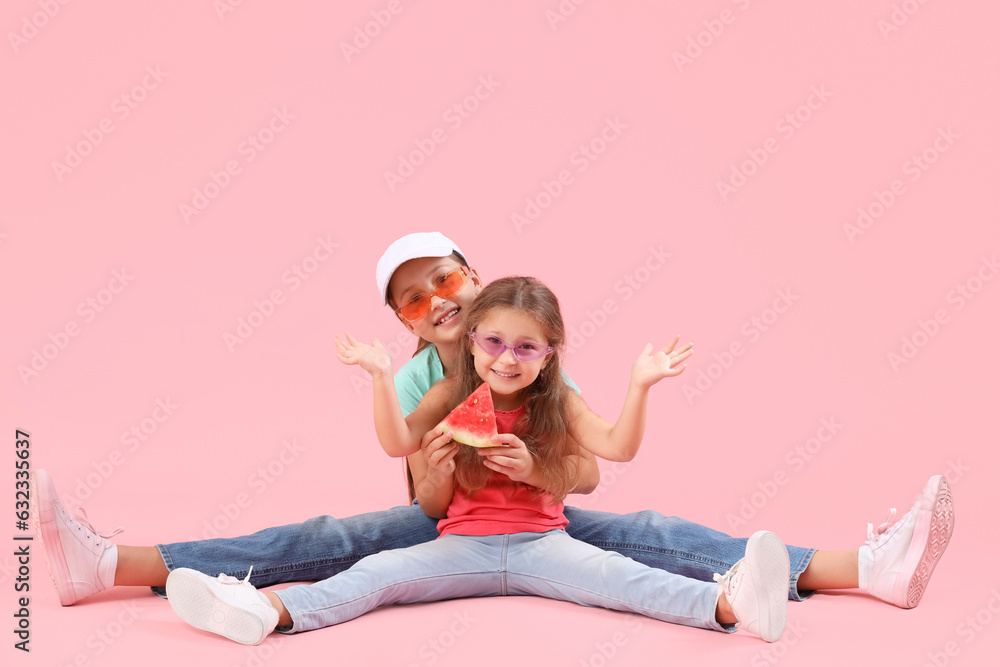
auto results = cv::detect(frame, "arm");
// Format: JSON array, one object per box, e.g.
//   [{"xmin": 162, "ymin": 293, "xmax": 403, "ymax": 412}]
[
  {"xmin": 565, "ymin": 338, "xmax": 693, "ymax": 462},
  {"xmin": 409, "ymin": 428, "xmax": 459, "ymax": 518},
  {"xmin": 336, "ymin": 334, "xmax": 450, "ymax": 457},
  {"xmin": 475, "ymin": 431, "xmax": 601, "ymax": 494},
  {"xmin": 408, "ymin": 432, "xmax": 599, "ymax": 502},
  {"xmin": 565, "ymin": 438, "xmax": 600, "ymax": 494}
]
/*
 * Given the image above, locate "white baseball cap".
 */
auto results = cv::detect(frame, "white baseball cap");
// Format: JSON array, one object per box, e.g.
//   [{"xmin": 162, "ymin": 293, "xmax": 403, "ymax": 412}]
[{"xmin": 376, "ymin": 232, "xmax": 466, "ymax": 306}]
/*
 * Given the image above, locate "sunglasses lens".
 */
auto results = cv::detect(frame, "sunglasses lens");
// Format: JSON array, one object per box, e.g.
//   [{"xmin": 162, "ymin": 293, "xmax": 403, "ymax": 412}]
[
  {"xmin": 397, "ymin": 268, "xmax": 468, "ymax": 323},
  {"xmin": 475, "ymin": 335, "xmax": 505, "ymax": 355},
  {"xmin": 398, "ymin": 297, "xmax": 430, "ymax": 322},
  {"xmin": 436, "ymin": 268, "xmax": 467, "ymax": 297},
  {"xmin": 471, "ymin": 334, "xmax": 549, "ymax": 361},
  {"xmin": 513, "ymin": 345, "xmax": 546, "ymax": 361}
]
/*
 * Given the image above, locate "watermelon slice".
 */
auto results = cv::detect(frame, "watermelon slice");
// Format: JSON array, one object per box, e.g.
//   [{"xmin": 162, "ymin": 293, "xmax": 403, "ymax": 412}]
[{"xmin": 436, "ymin": 382, "xmax": 498, "ymax": 448}]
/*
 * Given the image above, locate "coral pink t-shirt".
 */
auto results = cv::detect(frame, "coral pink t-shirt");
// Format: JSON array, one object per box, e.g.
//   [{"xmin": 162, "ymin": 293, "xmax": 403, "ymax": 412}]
[{"xmin": 437, "ymin": 405, "xmax": 568, "ymax": 537}]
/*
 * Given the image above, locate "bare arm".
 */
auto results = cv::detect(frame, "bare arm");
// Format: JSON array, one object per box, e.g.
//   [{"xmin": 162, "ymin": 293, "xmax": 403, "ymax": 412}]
[
  {"xmin": 564, "ymin": 438, "xmax": 600, "ymax": 494},
  {"xmin": 336, "ymin": 333, "xmax": 452, "ymax": 457},
  {"xmin": 408, "ymin": 428, "xmax": 459, "ymax": 518},
  {"xmin": 565, "ymin": 339, "xmax": 693, "ymax": 462}
]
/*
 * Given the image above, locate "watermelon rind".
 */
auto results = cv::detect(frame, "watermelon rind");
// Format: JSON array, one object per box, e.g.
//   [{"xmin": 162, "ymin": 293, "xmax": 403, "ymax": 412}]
[{"xmin": 439, "ymin": 426, "xmax": 495, "ymax": 449}]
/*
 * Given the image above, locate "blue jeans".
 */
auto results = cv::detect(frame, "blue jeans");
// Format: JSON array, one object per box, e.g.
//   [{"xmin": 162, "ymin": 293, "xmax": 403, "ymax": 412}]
[
  {"xmin": 275, "ymin": 530, "xmax": 729, "ymax": 634},
  {"xmin": 155, "ymin": 505, "xmax": 816, "ymax": 601}
]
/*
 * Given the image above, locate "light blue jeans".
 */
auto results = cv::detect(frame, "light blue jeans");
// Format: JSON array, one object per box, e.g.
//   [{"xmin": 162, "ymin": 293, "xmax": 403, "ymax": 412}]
[
  {"xmin": 155, "ymin": 505, "xmax": 816, "ymax": 601},
  {"xmin": 274, "ymin": 530, "xmax": 729, "ymax": 634}
]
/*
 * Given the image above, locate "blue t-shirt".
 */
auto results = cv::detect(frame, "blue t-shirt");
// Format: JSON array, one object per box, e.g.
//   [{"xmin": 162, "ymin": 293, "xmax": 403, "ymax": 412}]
[{"xmin": 394, "ymin": 345, "xmax": 581, "ymax": 417}]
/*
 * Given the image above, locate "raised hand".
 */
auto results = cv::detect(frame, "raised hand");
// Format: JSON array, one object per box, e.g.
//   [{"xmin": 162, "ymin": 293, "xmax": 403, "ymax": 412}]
[
  {"xmin": 477, "ymin": 433, "xmax": 535, "ymax": 484},
  {"xmin": 630, "ymin": 335, "xmax": 693, "ymax": 390},
  {"xmin": 335, "ymin": 332, "xmax": 392, "ymax": 377}
]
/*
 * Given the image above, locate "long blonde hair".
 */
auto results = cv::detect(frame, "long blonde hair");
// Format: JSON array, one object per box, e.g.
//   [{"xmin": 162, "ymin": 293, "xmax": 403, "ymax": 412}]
[{"xmin": 450, "ymin": 276, "xmax": 579, "ymax": 503}]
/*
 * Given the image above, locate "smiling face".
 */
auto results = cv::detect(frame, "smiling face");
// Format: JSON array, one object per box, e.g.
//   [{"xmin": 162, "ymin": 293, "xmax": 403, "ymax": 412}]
[
  {"xmin": 469, "ymin": 307, "xmax": 551, "ymax": 411},
  {"xmin": 387, "ymin": 254, "xmax": 482, "ymax": 348}
]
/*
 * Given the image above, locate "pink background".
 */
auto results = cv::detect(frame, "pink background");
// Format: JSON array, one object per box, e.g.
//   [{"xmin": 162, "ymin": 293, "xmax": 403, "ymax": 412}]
[{"xmin": 3, "ymin": 1, "xmax": 998, "ymax": 665}]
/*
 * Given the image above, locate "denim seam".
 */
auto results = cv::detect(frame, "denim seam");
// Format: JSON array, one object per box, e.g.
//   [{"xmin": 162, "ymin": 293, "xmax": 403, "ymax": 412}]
[
  {"xmin": 788, "ymin": 547, "xmax": 818, "ymax": 602},
  {"xmin": 500, "ymin": 534, "xmax": 509, "ymax": 596},
  {"xmin": 234, "ymin": 555, "xmax": 382, "ymax": 579},
  {"xmin": 156, "ymin": 543, "xmax": 378, "ymax": 582},
  {"xmin": 155, "ymin": 545, "xmax": 174, "ymax": 570},
  {"xmin": 274, "ymin": 588, "xmax": 301, "ymax": 634},
  {"xmin": 585, "ymin": 542, "xmax": 735, "ymax": 571}
]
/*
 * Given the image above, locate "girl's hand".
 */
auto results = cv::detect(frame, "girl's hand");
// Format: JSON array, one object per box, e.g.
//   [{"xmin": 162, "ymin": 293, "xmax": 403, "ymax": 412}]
[
  {"xmin": 477, "ymin": 433, "xmax": 535, "ymax": 484},
  {"xmin": 630, "ymin": 335, "xmax": 693, "ymax": 389},
  {"xmin": 335, "ymin": 332, "xmax": 393, "ymax": 378},
  {"xmin": 420, "ymin": 428, "xmax": 459, "ymax": 483}
]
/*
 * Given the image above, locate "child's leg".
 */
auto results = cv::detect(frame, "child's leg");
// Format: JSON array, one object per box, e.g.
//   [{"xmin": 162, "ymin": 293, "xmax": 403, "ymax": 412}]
[
  {"xmin": 505, "ymin": 529, "xmax": 723, "ymax": 630},
  {"xmin": 263, "ymin": 591, "xmax": 291, "ymax": 627},
  {"xmin": 764, "ymin": 475, "xmax": 954, "ymax": 605},
  {"xmin": 273, "ymin": 534, "xmax": 503, "ymax": 633},
  {"xmin": 796, "ymin": 549, "xmax": 859, "ymax": 590},
  {"xmin": 166, "ymin": 534, "xmax": 507, "ymax": 643},
  {"xmin": 563, "ymin": 507, "xmax": 815, "ymax": 601},
  {"xmin": 31, "ymin": 469, "xmax": 440, "ymax": 604},
  {"xmin": 152, "ymin": 508, "xmax": 440, "ymax": 595},
  {"xmin": 115, "ymin": 546, "xmax": 169, "ymax": 585},
  {"xmin": 564, "ymin": 474, "xmax": 954, "ymax": 606},
  {"xmin": 505, "ymin": 530, "xmax": 790, "ymax": 642}
]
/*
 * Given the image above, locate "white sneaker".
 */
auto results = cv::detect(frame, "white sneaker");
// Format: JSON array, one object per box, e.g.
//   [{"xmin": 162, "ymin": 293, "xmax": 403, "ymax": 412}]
[
  {"xmin": 30, "ymin": 470, "xmax": 122, "ymax": 606},
  {"xmin": 166, "ymin": 567, "xmax": 279, "ymax": 645},
  {"xmin": 859, "ymin": 475, "xmax": 954, "ymax": 608},
  {"xmin": 714, "ymin": 531, "xmax": 790, "ymax": 642}
]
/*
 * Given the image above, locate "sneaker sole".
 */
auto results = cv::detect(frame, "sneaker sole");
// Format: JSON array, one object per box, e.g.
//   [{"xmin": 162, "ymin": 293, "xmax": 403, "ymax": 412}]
[
  {"xmin": 166, "ymin": 569, "xmax": 271, "ymax": 646},
  {"xmin": 30, "ymin": 470, "xmax": 78, "ymax": 606},
  {"xmin": 745, "ymin": 531, "xmax": 790, "ymax": 643},
  {"xmin": 897, "ymin": 476, "xmax": 955, "ymax": 608}
]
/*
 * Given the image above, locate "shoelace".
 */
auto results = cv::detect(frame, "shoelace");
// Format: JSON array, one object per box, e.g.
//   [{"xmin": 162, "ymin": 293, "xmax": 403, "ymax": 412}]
[
  {"xmin": 713, "ymin": 558, "xmax": 744, "ymax": 594},
  {"xmin": 866, "ymin": 508, "xmax": 897, "ymax": 544},
  {"xmin": 71, "ymin": 507, "xmax": 124, "ymax": 541},
  {"xmin": 216, "ymin": 566, "xmax": 255, "ymax": 586}
]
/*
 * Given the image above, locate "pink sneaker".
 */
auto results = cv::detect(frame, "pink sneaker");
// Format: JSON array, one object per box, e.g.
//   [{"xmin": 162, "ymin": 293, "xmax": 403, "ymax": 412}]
[
  {"xmin": 859, "ymin": 475, "xmax": 954, "ymax": 608},
  {"xmin": 30, "ymin": 470, "xmax": 122, "ymax": 605},
  {"xmin": 714, "ymin": 531, "xmax": 790, "ymax": 642},
  {"xmin": 166, "ymin": 567, "xmax": 279, "ymax": 646}
]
